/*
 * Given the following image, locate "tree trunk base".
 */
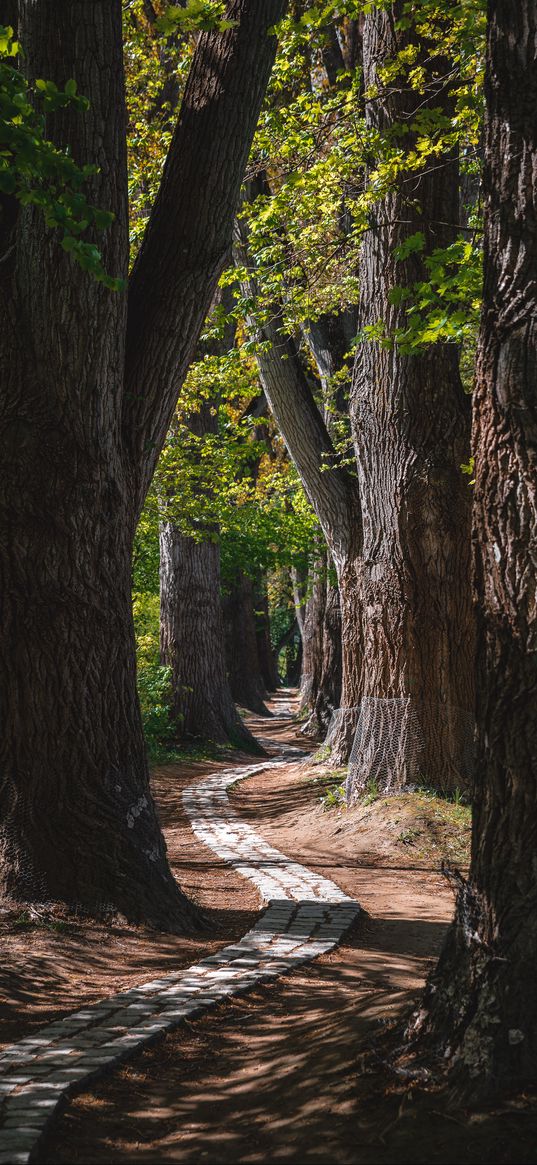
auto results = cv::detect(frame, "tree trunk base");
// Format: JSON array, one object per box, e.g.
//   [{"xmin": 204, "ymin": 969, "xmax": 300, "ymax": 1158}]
[
  {"xmin": 0, "ymin": 802, "xmax": 206, "ymax": 935},
  {"xmin": 322, "ymin": 706, "xmax": 360, "ymax": 765},
  {"xmin": 406, "ymin": 876, "xmax": 537, "ymax": 1104},
  {"xmin": 300, "ymin": 711, "xmax": 326, "ymax": 741},
  {"xmin": 346, "ymin": 698, "xmax": 475, "ymax": 802},
  {"xmin": 0, "ymin": 872, "xmax": 205, "ymax": 935}
]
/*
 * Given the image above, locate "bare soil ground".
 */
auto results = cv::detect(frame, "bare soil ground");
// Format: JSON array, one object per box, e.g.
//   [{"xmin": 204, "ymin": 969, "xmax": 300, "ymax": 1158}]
[
  {"xmin": 5, "ymin": 691, "xmax": 537, "ymax": 1163},
  {"xmin": 0, "ymin": 755, "xmax": 260, "ymax": 1048}
]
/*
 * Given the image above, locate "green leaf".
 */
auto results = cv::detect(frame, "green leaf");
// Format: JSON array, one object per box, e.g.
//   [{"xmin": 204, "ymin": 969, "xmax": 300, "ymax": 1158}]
[{"xmin": 394, "ymin": 231, "xmax": 425, "ymax": 261}]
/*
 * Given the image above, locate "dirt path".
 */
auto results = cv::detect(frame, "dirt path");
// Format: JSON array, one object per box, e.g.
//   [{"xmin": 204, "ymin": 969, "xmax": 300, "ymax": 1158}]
[{"xmin": 34, "ymin": 691, "xmax": 479, "ymax": 1165}]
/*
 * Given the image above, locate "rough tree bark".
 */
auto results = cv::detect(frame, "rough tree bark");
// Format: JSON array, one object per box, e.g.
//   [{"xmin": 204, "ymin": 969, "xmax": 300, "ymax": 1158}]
[
  {"xmin": 159, "ymin": 523, "xmax": 258, "ymax": 750},
  {"xmin": 224, "ymin": 572, "xmax": 270, "ymax": 716},
  {"xmin": 410, "ymin": 0, "xmax": 537, "ymax": 1099},
  {"xmin": 347, "ymin": 3, "xmax": 474, "ymax": 797},
  {"xmin": 0, "ymin": 0, "xmax": 285, "ymax": 928}
]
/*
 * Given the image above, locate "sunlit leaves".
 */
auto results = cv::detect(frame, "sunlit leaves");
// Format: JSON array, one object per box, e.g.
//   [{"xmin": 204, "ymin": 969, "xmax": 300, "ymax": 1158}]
[
  {"xmin": 156, "ymin": 1, "xmax": 237, "ymax": 35},
  {"xmin": 0, "ymin": 24, "xmax": 122, "ymax": 288}
]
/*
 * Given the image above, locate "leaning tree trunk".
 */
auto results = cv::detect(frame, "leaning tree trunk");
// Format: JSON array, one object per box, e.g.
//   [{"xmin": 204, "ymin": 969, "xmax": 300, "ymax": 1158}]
[
  {"xmin": 0, "ymin": 0, "xmax": 285, "ymax": 929},
  {"xmin": 234, "ymin": 198, "xmax": 363, "ymax": 763},
  {"xmin": 159, "ymin": 526, "xmax": 257, "ymax": 749},
  {"xmin": 411, "ymin": 0, "xmax": 537, "ymax": 1100},
  {"xmin": 224, "ymin": 572, "xmax": 270, "ymax": 715},
  {"xmin": 347, "ymin": 3, "xmax": 474, "ymax": 799}
]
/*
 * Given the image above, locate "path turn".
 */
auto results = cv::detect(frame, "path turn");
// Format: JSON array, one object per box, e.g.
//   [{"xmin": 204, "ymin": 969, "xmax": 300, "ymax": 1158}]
[{"xmin": 0, "ymin": 751, "xmax": 360, "ymax": 1165}]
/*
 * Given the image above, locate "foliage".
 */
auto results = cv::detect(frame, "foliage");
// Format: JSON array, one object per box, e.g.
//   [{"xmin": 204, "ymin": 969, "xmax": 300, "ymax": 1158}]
[
  {"xmin": 132, "ymin": 592, "xmax": 175, "ymax": 759},
  {"xmin": 156, "ymin": 1, "xmax": 238, "ymax": 35},
  {"xmin": 123, "ymin": 0, "xmax": 488, "ymax": 748},
  {"xmin": 152, "ymin": 337, "xmax": 318, "ymax": 582},
  {"xmin": 233, "ymin": 0, "xmax": 486, "ymax": 372},
  {"xmin": 0, "ymin": 24, "xmax": 122, "ymax": 287},
  {"xmin": 319, "ymin": 781, "xmax": 346, "ymax": 810},
  {"xmin": 356, "ymin": 237, "xmax": 483, "ymax": 354},
  {"xmin": 123, "ymin": 0, "xmax": 192, "ymax": 256}
]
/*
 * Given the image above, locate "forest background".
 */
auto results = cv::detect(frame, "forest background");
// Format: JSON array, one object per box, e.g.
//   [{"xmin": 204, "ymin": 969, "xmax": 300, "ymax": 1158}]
[
  {"xmin": 123, "ymin": 0, "xmax": 484, "ymax": 764},
  {"xmin": 3, "ymin": 0, "xmax": 536, "ymax": 1106}
]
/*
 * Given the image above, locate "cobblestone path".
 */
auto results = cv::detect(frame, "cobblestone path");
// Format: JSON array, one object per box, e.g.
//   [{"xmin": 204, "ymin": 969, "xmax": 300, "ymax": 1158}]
[{"xmin": 0, "ymin": 751, "xmax": 360, "ymax": 1164}]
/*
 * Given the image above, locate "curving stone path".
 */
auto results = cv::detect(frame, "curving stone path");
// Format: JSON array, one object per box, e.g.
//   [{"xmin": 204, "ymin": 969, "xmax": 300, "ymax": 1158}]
[{"xmin": 0, "ymin": 752, "xmax": 360, "ymax": 1165}]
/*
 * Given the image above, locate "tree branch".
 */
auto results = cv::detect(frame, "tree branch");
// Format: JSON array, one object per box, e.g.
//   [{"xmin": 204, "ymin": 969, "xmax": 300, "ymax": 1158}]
[
  {"xmin": 234, "ymin": 221, "xmax": 361, "ymax": 570},
  {"xmin": 123, "ymin": 0, "xmax": 287, "ymax": 515}
]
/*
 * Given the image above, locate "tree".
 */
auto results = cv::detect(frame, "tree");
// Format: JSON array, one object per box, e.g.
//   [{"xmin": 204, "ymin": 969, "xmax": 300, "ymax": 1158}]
[
  {"xmin": 302, "ymin": 569, "xmax": 342, "ymax": 739},
  {"xmin": 238, "ymin": 4, "xmax": 477, "ymax": 781},
  {"xmin": 0, "ymin": 0, "xmax": 286, "ymax": 929},
  {"xmin": 224, "ymin": 571, "xmax": 271, "ymax": 715},
  {"xmin": 410, "ymin": 0, "xmax": 537, "ymax": 1099},
  {"xmin": 347, "ymin": 2, "xmax": 474, "ymax": 797},
  {"xmin": 295, "ymin": 550, "xmax": 326, "ymax": 718},
  {"xmin": 235, "ymin": 209, "xmax": 363, "ymax": 760},
  {"xmin": 159, "ymin": 295, "xmax": 258, "ymax": 750},
  {"xmin": 159, "ymin": 497, "xmax": 259, "ymax": 748},
  {"xmin": 254, "ymin": 573, "xmax": 280, "ymax": 692}
]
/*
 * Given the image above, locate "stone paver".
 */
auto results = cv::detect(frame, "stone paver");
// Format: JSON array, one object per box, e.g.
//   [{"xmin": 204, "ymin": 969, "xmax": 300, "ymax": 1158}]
[{"xmin": 0, "ymin": 752, "xmax": 360, "ymax": 1163}]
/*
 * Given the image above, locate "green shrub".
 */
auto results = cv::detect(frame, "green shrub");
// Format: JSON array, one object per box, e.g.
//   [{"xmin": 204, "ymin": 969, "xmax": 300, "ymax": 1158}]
[
  {"xmin": 137, "ymin": 660, "xmax": 175, "ymax": 760},
  {"xmin": 133, "ymin": 592, "xmax": 175, "ymax": 760}
]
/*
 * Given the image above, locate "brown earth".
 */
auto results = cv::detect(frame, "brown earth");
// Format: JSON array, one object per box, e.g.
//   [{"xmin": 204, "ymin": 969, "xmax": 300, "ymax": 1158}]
[
  {"xmin": 5, "ymin": 691, "xmax": 537, "ymax": 1163},
  {"xmin": 0, "ymin": 755, "xmax": 260, "ymax": 1049}
]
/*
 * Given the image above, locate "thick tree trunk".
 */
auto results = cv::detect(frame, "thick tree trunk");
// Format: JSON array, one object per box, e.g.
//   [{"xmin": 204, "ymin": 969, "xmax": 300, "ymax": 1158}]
[
  {"xmin": 159, "ymin": 526, "xmax": 257, "ymax": 749},
  {"xmin": 347, "ymin": 4, "xmax": 474, "ymax": 798},
  {"xmin": 0, "ymin": 493, "xmax": 198, "ymax": 927},
  {"xmin": 0, "ymin": 0, "xmax": 285, "ymax": 928},
  {"xmin": 411, "ymin": 0, "xmax": 537, "ymax": 1099},
  {"xmin": 224, "ymin": 573, "xmax": 270, "ymax": 715},
  {"xmin": 0, "ymin": 1, "xmax": 197, "ymax": 928}
]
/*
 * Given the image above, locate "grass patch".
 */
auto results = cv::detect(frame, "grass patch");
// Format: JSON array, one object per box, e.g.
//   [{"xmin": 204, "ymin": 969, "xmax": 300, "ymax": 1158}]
[
  {"xmin": 11, "ymin": 910, "xmax": 79, "ymax": 935},
  {"xmin": 311, "ymin": 767, "xmax": 472, "ymax": 866}
]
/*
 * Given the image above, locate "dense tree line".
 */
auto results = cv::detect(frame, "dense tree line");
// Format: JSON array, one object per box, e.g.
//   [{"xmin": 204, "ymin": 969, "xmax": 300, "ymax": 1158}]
[{"xmin": 0, "ymin": 0, "xmax": 536, "ymax": 1103}]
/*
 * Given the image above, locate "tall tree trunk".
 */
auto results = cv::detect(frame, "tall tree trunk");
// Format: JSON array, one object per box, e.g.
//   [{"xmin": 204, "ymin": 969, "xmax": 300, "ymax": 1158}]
[
  {"xmin": 159, "ymin": 526, "xmax": 257, "ymax": 749},
  {"xmin": 412, "ymin": 0, "xmax": 537, "ymax": 1100},
  {"xmin": 0, "ymin": 0, "xmax": 195, "ymax": 929},
  {"xmin": 254, "ymin": 575, "xmax": 280, "ymax": 693},
  {"xmin": 297, "ymin": 554, "xmax": 326, "ymax": 716},
  {"xmin": 347, "ymin": 3, "xmax": 474, "ymax": 799},
  {"xmin": 224, "ymin": 572, "xmax": 270, "ymax": 715},
  {"xmin": 235, "ymin": 213, "xmax": 363, "ymax": 758},
  {"xmin": 303, "ymin": 577, "xmax": 342, "ymax": 738},
  {"xmin": 158, "ymin": 293, "xmax": 255, "ymax": 749},
  {"xmin": 0, "ymin": 0, "xmax": 285, "ymax": 928}
]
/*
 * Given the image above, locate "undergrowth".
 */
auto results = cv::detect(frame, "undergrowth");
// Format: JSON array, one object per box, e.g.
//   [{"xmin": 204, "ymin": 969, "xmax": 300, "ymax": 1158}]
[
  {"xmin": 309, "ymin": 764, "xmax": 472, "ymax": 864},
  {"xmin": 133, "ymin": 592, "xmax": 234, "ymax": 764}
]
